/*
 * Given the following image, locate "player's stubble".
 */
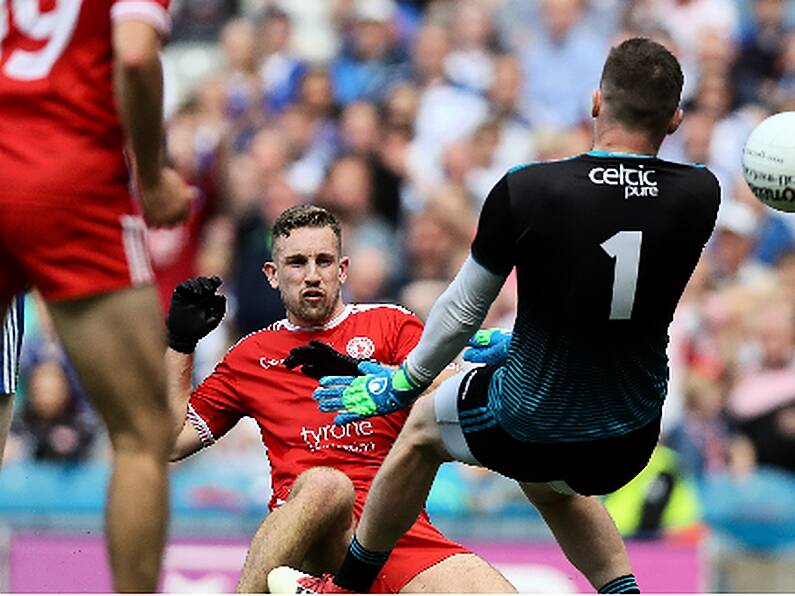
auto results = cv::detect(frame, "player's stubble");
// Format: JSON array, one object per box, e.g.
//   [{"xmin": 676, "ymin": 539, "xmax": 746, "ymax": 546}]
[{"xmin": 278, "ymin": 282, "xmax": 341, "ymax": 326}]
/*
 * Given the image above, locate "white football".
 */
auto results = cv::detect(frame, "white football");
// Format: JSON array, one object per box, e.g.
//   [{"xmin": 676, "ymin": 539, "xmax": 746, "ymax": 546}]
[{"xmin": 742, "ymin": 111, "xmax": 795, "ymax": 213}]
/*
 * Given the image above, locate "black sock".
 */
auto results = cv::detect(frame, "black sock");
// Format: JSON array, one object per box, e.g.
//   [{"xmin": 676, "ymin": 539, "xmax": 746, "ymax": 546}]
[
  {"xmin": 333, "ymin": 535, "xmax": 391, "ymax": 593},
  {"xmin": 598, "ymin": 574, "xmax": 640, "ymax": 593}
]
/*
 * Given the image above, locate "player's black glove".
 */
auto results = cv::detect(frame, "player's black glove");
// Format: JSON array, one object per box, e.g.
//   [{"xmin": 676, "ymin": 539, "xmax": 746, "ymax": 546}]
[
  {"xmin": 166, "ymin": 276, "xmax": 227, "ymax": 354},
  {"xmin": 284, "ymin": 340, "xmax": 368, "ymax": 379}
]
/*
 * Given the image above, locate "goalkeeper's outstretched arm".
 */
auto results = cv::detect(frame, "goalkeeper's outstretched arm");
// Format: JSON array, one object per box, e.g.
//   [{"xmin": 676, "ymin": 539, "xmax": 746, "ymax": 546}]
[{"xmin": 404, "ymin": 255, "xmax": 507, "ymax": 385}]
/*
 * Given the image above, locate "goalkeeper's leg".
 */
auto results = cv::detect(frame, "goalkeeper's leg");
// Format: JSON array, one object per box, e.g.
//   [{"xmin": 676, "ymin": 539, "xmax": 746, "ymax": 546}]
[{"xmin": 335, "ymin": 390, "xmax": 514, "ymax": 593}]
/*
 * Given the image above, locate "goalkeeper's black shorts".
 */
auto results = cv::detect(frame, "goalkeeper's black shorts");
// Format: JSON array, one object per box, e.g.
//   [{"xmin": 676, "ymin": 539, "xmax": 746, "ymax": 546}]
[{"xmin": 455, "ymin": 364, "xmax": 661, "ymax": 496}]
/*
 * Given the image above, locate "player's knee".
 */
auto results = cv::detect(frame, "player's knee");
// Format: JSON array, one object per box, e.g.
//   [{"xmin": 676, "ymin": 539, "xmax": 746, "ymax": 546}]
[
  {"xmin": 521, "ymin": 482, "xmax": 579, "ymax": 507},
  {"xmin": 400, "ymin": 395, "xmax": 447, "ymax": 459},
  {"xmin": 109, "ymin": 409, "xmax": 172, "ymax": 459},
  {"xmin": 291, "ymin": 467, "xmax": 355, "ymax": 516}
]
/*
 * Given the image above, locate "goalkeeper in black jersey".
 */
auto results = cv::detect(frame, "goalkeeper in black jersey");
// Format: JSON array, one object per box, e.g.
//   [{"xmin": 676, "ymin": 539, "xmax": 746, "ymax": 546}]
[{"xmin": 270, "ymin": 38, "xmax": 720, "ymax": 595}]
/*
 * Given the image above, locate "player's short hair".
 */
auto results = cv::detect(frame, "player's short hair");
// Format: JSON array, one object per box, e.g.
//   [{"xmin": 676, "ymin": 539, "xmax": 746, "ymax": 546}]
[
  {"xmin": 599, "ymin": 37, "xmax": 683, "ymax": 141},
  {"xmin": 271, "ymin": 204, "xmax": 342, "ymax": 255}
]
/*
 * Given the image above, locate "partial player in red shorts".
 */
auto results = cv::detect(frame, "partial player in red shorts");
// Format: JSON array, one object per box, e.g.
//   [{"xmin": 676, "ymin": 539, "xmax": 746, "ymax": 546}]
[
  {"xmin": 167, "ymin": 205, "xmax": 515, "ymax": 593},
  {"xmin": 0, "ymin": 1, "xmax": 193, "ymax": 591}
]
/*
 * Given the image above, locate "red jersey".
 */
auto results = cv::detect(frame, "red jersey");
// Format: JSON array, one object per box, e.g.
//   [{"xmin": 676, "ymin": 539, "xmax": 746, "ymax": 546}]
[
  {"xmin": 190, "ymin": 304, "xmax": 472, "ymax": 592},
  {"xmin": 0, "ymin": 0, "xmax": 170, "ymax": 205},
  {"xmin": 188, "ymin": 303, "xmax": 421, "ymax": 505}
]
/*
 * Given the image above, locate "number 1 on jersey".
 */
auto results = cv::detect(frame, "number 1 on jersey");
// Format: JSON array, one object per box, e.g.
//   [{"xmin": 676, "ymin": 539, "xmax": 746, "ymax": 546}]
[{"xmin": 601, "ymin": 231, "xmax": 642, "ymax": 320}]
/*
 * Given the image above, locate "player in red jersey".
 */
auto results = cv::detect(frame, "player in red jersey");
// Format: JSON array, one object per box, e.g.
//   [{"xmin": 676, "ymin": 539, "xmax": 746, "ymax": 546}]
[
  {"xmin": 0, "ymin": 1, "xmax": 193, "ymax": 591},
  {"xmin": 168, "ymin": 205, "xmax": 515, "ymax": 593}
]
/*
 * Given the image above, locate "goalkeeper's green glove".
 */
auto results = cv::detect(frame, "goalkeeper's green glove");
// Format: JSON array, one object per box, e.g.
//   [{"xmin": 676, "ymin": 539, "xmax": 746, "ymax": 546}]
[
  {"xmin": 313, "ymin": 361, "xmax": 428, "ymax": 425},
  {"xmin": 462, "ymin": 328, "xmax": 512, "ymax": 365}
]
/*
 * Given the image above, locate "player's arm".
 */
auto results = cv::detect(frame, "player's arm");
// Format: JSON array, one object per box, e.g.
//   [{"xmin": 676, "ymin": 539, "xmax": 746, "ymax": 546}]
[
  {"xmin": 403, "ymin": 256, "xmax": 507, "ymax": 384},
  {"xmin": 405, "ymin": 174, "xmax": 515, "ymax": 382},
  {"xmin": 111, "ymin": 12, "xmax": 192, "ymax": 226},
  {"xmin": 168, "ymin": 348, "xmax": 203, "ymax": 461},
  {"xmin": 164, "ymin": 277, "xmax": 227, "ymax": 460},
  {"xmin": 314, "ymin": 176, "xmax": 514, "ymax": 423}
]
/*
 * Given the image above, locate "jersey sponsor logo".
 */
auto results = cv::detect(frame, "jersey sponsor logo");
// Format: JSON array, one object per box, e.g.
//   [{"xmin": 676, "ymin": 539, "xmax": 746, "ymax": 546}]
[
  {"xmin": 346, "ymin": 336, "xmax": 375, "ymax": 359},
  {"xmin": 259, "ymin": 357, "xmax": 284, "ymax": 369},
  {"xmin": 588, "ymin": 164, "xmax": 658, "ymax": 199},
  {"xmin": 300, "ymin": 420, "xmax": 376, "ymax": 453}
]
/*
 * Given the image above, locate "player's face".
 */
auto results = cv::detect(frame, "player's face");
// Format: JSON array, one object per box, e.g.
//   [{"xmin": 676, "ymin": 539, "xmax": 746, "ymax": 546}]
[{"xmin": 264, "ymin": 226, "xmax": 349, "ymax": 327}]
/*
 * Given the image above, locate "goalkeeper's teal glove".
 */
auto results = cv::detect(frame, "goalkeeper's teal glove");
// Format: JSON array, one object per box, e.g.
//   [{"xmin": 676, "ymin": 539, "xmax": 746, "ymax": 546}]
[
  {"xmin": 313, "ymin": 361, "xmax": 429, "ymax": 425},
  {"xmin": 462, "ymin": 328, "xmax": 512, "ymax": 365}
]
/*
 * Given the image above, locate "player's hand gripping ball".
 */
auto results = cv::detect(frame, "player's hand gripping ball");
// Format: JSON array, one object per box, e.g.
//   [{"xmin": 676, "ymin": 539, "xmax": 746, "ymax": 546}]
[
  {"xmin": 742, "ymin": 111, "xmax": 795, "ymax": 213},
  {"xmin": 313, "ymin": 361, "xmax": 428, "ymax": 425},
  {"xmin": 463, "ymin": 328, "xmax": 512, "ymax": 365}
]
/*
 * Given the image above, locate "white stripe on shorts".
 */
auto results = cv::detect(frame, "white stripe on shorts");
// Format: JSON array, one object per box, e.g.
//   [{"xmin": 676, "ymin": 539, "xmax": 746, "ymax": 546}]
[
  {"xmin": 434, "ymin": 371, "xmax": 480, "ymax": 465},
  {"xmin": 121, "ymin": 214, "xmax": 154, "ymax": 286},
  {"xmin": 2, "ymin": 296, "xmax": 22, "ymax": 395}
]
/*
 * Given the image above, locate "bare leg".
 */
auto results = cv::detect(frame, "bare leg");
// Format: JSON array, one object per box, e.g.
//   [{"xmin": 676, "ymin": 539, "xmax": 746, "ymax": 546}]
[
  {"xmin": 48, "ymin": 286, "xmax": 171, "ymax": 592},
  {"xmin": 519, "ymin": 482, "xmax": 632, "ymax": 590},
  {"xmin": 401, "ymin": 553, "xmax": 516, "ymax": 593},
  {"xmin": 0, "ymin": 392, "xmax": 11, "ymax": 469},
  {"xmin": 237, "ymin": 467, "xmax": 356, "ymax": 593},
  {"xmin": 355, "ymin": 394, "xmax": 450, "ymax": 553},
  {"xmin": 353, "ymin": 394, "xmax": 515, "ymax": 593}
]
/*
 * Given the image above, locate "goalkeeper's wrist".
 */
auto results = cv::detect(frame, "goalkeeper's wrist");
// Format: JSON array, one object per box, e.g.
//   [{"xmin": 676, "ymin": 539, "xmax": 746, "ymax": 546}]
[{"xmin": 392, "ymin": 363, "xmax": 430, "ymax": 404}]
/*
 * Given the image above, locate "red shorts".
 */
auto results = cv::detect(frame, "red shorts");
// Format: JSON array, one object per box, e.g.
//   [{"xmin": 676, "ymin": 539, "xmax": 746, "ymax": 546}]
[
  {"xmin": 271, "ymin": 486, "xmax": 470, "ymax": 594},
  {"xmin": 363, "ymin": 501, "xmax": 470, "ymax": 593},
  {"xmin": 0, "ymin": 198, "xmax": 153, "ymax": 304}
]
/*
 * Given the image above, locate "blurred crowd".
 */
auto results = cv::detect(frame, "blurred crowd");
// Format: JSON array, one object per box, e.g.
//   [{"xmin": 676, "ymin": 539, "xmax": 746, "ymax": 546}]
[{"xmin": 7, "ymin": 0, "xmax": 795, "ymax": 543}]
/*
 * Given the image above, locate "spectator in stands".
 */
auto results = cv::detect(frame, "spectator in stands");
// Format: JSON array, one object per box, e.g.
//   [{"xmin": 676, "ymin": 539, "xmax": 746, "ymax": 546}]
[
  {"xmin": 339, "ymin": 101, "xmax": 402, "ymax": 227},
  {"xmin": 444, "ymin": 0, "xmax": 499, "ymax": 94},
  {"xmin": 170, "ymin": 0, "xmax": 241, "ymax": 42},
  {"xmin": 12, "ymin": 355, "xmax": 97, "ymax": 464},
  {"xmin": 278, "ymin": 104, "xmax": 336, "ymax": 197},
  {"xmin": 708, "ymin": 201, "xmax": 773, "ymax": 289},
  {"xmin": 258, "ymin": 6, "xmax": 307, "ymax": 114},
  {"xmin": 384, "ymin": 83, "xmax": 419, "ymax": 129},
  {"xmin": 769, "ymin": 31, "xmax": 795, "ymax": 110},
  {"xmin": 148, "ymin": 111, "xmax": 223, "ymax": 312},
  {"xmin": 727, "ymin": 302, "xmax": 795, "ymax": 474},
  {"xmin": 487, "ymin": 54, "xmax": 536, "ymax": 170},
  {"xmin": 319, "ymin": 154, "xmax": 400, "ymax": 280},
  {"xmin": 624, "ymin": 0, "xmax": 739, "ymax": 100},
  {"xmin": 218, "ymin": 19, "xmax": 261, "ymax": 123},
  {"xmin": 518, "ymin": 0, "xmax": 607, "ymax": 129},
  {"xmin": 410, "ymin": 23, "xmax": 489, "ymax": 188},
  {"xmin": 231, "ymin": 174, "xmax": 299, "ymax": 337},
  {"xmin": 777, "ymin": 251, "xmax": 795, "ymax": 305},
  {"xmin": 733, "ymin": 0, "xmax": 791, "ymax": 106},
  {"xmin": 665, "ymin": 372, "xmax": 733, "ymax": 479},
  {"xmin": 344, "ymin": 245, "xmax": 394, "ymax": 304},
  {"xmin": 331, "ymin": 0, "xmax": 411, "ymax": 105},
  {"xmin": 603, "ymin": 445, "xmax": 701, "ymax": 538},
  {"xmin": 732, "ymin": 176, "xmax": 795, "ymax": 266}
]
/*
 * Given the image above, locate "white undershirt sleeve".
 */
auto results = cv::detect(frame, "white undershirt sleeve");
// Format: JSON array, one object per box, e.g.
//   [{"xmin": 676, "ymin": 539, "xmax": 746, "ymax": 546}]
[{"xmin": 404, "ymin": 255, "xmax": 507, "ymax": 384}]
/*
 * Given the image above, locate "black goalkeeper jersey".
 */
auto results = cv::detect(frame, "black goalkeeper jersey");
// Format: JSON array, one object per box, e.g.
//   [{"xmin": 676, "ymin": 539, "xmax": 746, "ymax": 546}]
[{"xmin": 470, "ymin": 151, "xmax": 720, "ymax": 442}]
